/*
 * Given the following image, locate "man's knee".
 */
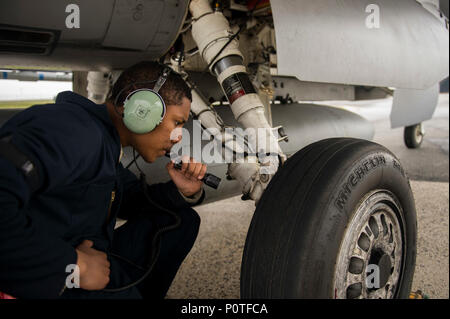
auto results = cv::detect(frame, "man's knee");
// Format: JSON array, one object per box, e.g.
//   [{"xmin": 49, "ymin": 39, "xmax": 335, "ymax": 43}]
[{"xmin": 177, "ymin": 207, "xmax": 201, "ymax": 242}]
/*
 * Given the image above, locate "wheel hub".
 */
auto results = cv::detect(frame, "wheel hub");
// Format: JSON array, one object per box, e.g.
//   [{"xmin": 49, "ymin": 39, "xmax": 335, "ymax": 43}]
[
  {"xmin": 368, "ymin": 249, "xmax": 392, "ymax": 289},
  {"xmin": 414, "ymin": 124, "xmax": 424, "ymax": 143}
]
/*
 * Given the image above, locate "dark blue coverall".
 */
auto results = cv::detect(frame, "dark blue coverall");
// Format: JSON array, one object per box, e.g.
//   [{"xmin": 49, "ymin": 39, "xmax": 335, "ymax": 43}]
[{"xmin": 0, "ymin": 91, "xmax": 203, "ymax": 299}]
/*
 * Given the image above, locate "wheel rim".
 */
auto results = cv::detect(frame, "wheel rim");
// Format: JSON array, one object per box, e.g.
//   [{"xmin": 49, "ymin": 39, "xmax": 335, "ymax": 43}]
[
  {"xmin": 333, "ymin": 190, "xmax": 405, "ymax": 299},
  {"xmin": 414, "ymin": 124, "xmax": 423, "ymax": 144}
]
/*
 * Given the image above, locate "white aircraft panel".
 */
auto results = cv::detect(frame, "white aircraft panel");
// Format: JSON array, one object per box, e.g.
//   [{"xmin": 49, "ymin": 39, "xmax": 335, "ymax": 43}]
[
  {"xmin": 271, "ymin": 0, "xmax": 449, "ymax": 89},
  {"xmin": 390, "ymin": 84, "xmax": 440, "ymax": 128}
]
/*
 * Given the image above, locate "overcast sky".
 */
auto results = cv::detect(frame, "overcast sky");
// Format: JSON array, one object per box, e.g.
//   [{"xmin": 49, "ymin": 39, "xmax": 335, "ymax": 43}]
[{"xmin": 0, "ymin": 79, "xmax": 73, "ymax": 101}]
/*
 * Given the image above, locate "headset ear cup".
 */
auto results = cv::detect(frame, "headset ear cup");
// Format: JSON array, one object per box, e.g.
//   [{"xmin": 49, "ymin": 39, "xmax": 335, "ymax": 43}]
[{"xmin": 123, "ymin": 90, "xmax": 165, "ymax": 134}]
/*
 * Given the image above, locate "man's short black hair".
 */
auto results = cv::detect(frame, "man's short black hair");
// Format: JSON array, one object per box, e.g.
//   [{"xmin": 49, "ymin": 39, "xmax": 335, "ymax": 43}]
[{"xmin": 109, "ymin": 61, "xmax": 192, "ymax": 107}]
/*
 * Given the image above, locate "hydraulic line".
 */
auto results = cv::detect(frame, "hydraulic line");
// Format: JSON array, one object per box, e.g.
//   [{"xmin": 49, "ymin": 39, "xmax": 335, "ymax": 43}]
[{"xmin": 189, "ymin": 0, "xmax": 285, "ymax": 195}]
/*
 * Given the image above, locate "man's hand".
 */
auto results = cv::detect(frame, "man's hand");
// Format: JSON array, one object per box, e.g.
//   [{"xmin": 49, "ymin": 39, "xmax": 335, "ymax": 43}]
[
  {"xmin": 167, "ymin": 156, "xmax": 207, "ymax": 197},
  {"xmin": 75, "ymin": 240, "xmax": 110, "ymax": 290}
]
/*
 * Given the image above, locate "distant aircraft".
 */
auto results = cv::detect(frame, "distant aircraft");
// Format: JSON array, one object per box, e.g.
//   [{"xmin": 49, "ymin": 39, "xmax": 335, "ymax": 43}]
[{"xmin": 0, "ymin": 0, "xmax": 448, "ymax": 299}]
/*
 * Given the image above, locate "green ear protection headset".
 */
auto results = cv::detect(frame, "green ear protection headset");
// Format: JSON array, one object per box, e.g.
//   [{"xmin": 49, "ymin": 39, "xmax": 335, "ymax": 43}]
[{"xmin": 118, "ymin": 66, "xmax": 172, "ymax": 134}]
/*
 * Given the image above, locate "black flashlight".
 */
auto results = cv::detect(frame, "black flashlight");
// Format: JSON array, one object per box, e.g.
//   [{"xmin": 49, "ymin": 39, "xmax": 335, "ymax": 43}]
[{"xmin": 165, "ymin": 153, "xmax": 221, "ymax": 189}]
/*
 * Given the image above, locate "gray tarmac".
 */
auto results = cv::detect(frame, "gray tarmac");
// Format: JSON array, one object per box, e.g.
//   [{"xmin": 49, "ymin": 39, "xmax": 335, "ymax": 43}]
[{"xmin": 166, "ymin": 94, "xmax": 449, "ymax": 299}]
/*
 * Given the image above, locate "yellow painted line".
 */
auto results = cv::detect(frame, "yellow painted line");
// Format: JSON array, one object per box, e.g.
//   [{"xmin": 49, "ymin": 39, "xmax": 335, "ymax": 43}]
[{"xmin": 0, "ymin": 100, "xmax": 53, "ymax": 109}]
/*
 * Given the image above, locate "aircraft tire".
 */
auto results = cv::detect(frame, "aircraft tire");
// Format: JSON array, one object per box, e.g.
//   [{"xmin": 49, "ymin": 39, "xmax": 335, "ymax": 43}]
[
  {"xmin": 404, "ymin": 123, "xmax": 424, "ymax": 149},
  {"xmin": 240, "ymin": 138, "xmax": 417, "ymax": 299}
]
